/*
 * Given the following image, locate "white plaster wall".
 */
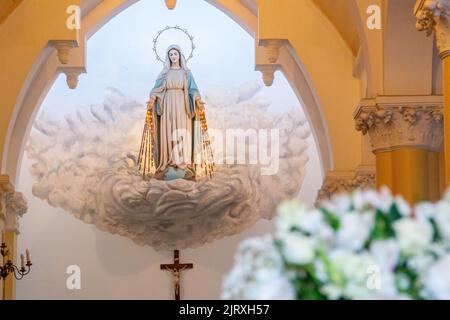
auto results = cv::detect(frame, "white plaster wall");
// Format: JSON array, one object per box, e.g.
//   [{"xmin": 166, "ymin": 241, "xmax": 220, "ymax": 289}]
[{"xmin": 16, "ymin": 150, "xmax": 320, "ymax": 299}]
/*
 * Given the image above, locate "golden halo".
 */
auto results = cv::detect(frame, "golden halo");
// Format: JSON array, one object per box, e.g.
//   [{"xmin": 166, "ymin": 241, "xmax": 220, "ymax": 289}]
[{"xmin": 152, "ymin": 25, "xmax": 196, "ymax": 64}]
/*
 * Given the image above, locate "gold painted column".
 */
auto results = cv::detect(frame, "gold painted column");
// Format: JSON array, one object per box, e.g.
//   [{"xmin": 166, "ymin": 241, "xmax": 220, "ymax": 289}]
[
  {"xmin": 2, "ymin": 232, "xmax": 17, "ymax": 300},
  {"xmin": 444, "ymin": 56, "xmax": 450, "ymax": 186},
  {"xmin": 415, "ymin": 0, "xmax": 450, "ymax": 187},
  {"xmin": 0, "ymin": 175, "xmax": 27, "ymax": 300},
  {"xmin": 355, "ymin": 96, "xmax": 443, "ymax": 203}
]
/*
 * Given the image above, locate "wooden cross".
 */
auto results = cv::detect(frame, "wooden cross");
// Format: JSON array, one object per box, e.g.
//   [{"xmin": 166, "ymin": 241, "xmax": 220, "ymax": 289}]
[{"xmin": 160, "ymin": 250, "xmax": 193, "ymax": 300}]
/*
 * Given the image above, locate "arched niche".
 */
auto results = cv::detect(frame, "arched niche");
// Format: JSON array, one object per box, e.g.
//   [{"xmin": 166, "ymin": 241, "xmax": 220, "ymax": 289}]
[{"xmin": 3, "ymin": 0, "xmax": 331, "ymax": 186}]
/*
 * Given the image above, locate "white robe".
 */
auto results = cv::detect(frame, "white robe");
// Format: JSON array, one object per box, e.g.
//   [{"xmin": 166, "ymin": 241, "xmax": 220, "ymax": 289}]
[{"xmin": 157, "ymin": 68, "xmax": 192, "ymax": 171}]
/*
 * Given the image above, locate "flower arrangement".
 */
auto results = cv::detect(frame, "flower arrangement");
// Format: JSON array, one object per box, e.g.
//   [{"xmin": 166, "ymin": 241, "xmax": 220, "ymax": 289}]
[{"xmin": 221, "ymin": 188, "xmax": 450, "ymax": 299}]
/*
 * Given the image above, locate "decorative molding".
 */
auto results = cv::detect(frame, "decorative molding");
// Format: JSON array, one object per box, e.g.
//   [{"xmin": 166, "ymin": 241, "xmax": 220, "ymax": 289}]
[
  {"xmin": 62, "ymin": 67, "xmax": 84, "ymax": 89},
  {"xmin": 0, "ymin": 175, "xmax": 13, "ymax": 223},
  {"xmin": 316, "ymin": 166, "xmax": 376, "ymax": 203},
  {"xmin": 255, "ymin": 64, "xmax": 280, "ymax": 86},
  {"xmin": 259, "ymin": 39, "xmax": 288, "ymax": 63},
  {"xmin": 50, "ymin": 40, "xmax": 77, "ymax": 65},
  {"xmin": 415, "ymin": 0, "xmax": 450, "ymax": 59},
  {"xmin": 165, "ymin": 0, "xmax": 177, "ymax": 10},
  {"xmin": 4, "ymin": 191, "xmax": 27, "ymax": 234},
  {"xmin": 0, "ymin": 175, "xmax": 27, "ymax": 234},
  {"xmin": 354, "ymin": 96, "xmax": 444, "ymax": 153}
]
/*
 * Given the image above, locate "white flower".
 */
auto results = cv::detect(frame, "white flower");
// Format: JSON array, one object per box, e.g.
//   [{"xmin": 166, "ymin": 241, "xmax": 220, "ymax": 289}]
[
  {"xmin": 328, "ymin": 250, "xmax": 376, "ymax": 299},
  {"xmin": 408, "ymin": 243, "xmax": 446, "ymax": 274},
  {"xmin": 346, "ymin": 282, "xmax": 375, "ymax": 299},
  {"xmin": 393, "ymin": 218, "xmax": 433, "ymax": 256},
  {"xmin": 427, "ymin": 242, "xmax": 448, "ymax": 257},
  {"xmin": 375, "ymin": 271, "xmax": 399, "ymax": 299},
  {"xmin": 443, "ymin": 188, "xmax": 450, "ymax": 202},
  {"xmin": 223, "ymin": 188, "xmax": 450, "ymax": 300},
  {"xmin": 317, "ymin": 223, "xmax": 335, "ymax": 246},
  {"xmin": 298, "ymin": 209, "xmax": 325, "ymax": 234},
  {"xmin": 352, "ymin": 188, "xmax": 393, "ymax": 212},
  {"xmin": 235, "ymin": 236, "xmax": 282, "ymax": 271},
  {"xmin": 280, "ymin": 233, "xmax": 315, "ymax": 265},
  {"xmin": 258, "ymin": 275, "xmax": 296, "ymax": 300},
  {"xmin": 331, "ymin": 250, "xmax": 370, "ymax": 280},
  {"xmin": 423, "ymin": 255, "xmax": 450, "ymax": 299},
  {"xmin": 394, "ymin": 196, "xmax": 411, "ymax": 216},
  {"xmin": 322, "ymin": 284, "xmax": 343, "ymax": 300},
  {"xmin": 275, "ymin": 200, "xmax": 308, "ymax": 234},
  {"xmin": 221, "ymin": 236, "xmax": 284, "ymax": 299},
  {"xmin": 314, "ymin": 259, "xmax": 328, "ymax": 282},
  {"xmin": 435, "ymin": 201, "xmax": 450, "ymax": 241},
  {"xmin": 359, "ymin": 187, "xmax": 394, "ymax": 213},
  {"xmin": 407, "ymin": 252, "xmax": 435, "ymax": 274},
  {"xmin": 415, "ymin": 202, "xmax": 436, "ymax": 222},
  {"xmin": 352, "ymin": 189, "xmax": 369, "ymax": 210},
  {"xmin": 253, "ymin": 267, "xmax": 283, "ymax": 284},
  {"xmin": 370, "ymin": 239, "xmax": 400, "ymax": 271},
  {"xmin": 322, "ymin": 193, "xmax": 351, "ymax": 216},
  {"xmin": 336, "ymin": 212, "xmax": 373, "ymax": 251},
  {"xmin": 276, "ymin": 201, "xmax": 327, "ymax": 240}
]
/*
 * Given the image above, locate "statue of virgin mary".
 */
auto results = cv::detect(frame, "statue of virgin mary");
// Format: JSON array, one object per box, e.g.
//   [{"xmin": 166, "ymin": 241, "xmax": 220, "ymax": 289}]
[{"xmin": 138, "ymin": 44, "xmax": 214, "ymax": 181}]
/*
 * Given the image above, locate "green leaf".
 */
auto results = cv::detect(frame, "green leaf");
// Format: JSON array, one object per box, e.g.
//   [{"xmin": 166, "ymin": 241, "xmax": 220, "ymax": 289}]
[
  {"xmin": 387, "ymin": 203, "xmax": 402, "ymax": 224},
  {"xmin": 366, "ymin": 209, "xmax": 396, "ymax": 247},
  {"xmin": 320, "ymin": 208, "xmax": 341, "ymax": 231},
  {"xmin": 394, "ymin": 257, "xmax": 422, "ymax": 299},
  {"xmin": 429, "ymin": 218, "xmax": 442, "ymax": 242}
]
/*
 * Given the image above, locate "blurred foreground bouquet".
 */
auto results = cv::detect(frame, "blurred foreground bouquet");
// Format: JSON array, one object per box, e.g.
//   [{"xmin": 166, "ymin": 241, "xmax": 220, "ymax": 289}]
[{"xmin": 222, "ymin": 188, "xmax": 450, "ymax": 299}]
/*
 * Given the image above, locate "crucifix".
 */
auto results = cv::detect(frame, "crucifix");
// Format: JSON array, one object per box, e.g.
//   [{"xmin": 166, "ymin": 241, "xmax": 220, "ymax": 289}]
[{"xmin": 160, "ymin": 250, "xmax": 193, "ymax": 300}]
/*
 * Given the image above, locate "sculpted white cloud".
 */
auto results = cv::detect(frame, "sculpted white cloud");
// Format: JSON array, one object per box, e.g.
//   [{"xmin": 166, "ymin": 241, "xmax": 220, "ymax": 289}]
[{"xmin": 27, "ymin": 81, "xmax": 310, "ymax": 249}]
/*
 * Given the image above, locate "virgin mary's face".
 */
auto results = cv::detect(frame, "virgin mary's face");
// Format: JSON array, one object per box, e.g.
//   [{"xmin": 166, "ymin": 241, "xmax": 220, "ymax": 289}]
[{"xmin": 168, "ymin": 49, "xmax": 180, "ymax": 65}]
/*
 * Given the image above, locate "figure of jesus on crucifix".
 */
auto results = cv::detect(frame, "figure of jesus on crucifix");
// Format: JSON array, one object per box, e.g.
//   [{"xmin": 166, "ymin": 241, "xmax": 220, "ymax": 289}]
[{"xmin": 160, "ymin": 250, "xmax": 193, "ymax": 300}]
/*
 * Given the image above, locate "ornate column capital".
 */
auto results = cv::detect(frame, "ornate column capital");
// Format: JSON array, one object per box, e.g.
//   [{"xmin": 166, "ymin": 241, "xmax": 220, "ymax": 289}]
[
  {"xmin": 415, "ymin": 0, "xmax": 450, "ymax": 59},
  {"xmin": 0, "ymin": 175, "xmax": 13, "ymax": 224},
  {"xmin": 4, "ymin": 191, "xmax": 27, "ymax": 234},
  {"xmin": 316, "ymin": 166, "xmax": 376, "ymax": 203},
  {"xmin": 0, "ymin": 175, "xmax": 27, "ymax": 234},
  {"xmin": 354, "ymin": 96, "xmax": 444, "ymax": 153}
]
